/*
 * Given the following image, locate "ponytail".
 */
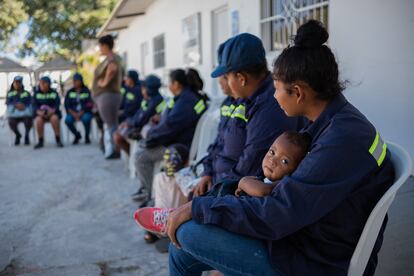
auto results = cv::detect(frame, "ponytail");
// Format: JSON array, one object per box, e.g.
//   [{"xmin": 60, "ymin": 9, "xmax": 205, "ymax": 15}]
[{"xmin": 169, "ymin": 68, "xmax": 210, "ymax": 102}]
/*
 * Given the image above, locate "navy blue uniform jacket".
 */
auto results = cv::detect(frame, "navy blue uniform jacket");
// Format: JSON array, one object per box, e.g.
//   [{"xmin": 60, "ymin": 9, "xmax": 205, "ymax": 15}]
[{"xmin": 192, "ymin": 94, "xmax": 394, "ymax": 275}]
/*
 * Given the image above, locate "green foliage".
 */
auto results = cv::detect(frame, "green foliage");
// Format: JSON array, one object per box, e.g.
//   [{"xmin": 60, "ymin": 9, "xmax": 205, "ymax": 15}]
[
  {"xmin": 0, "ymin": 0, "xmax": 28, "ymax": 42},
  {"xmin": 0, "ymin": 0, "xmax": 116, "ymax": 61}
]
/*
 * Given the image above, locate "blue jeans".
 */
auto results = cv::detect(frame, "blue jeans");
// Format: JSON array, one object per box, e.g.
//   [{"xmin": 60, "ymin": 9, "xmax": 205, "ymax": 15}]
[
  {"xmin": 65, "ymin": 112, "xmax": 92, "ymax": 137},
  {"xmin": 169, "ymin": 220, "xmax": 278, "ymax": 276}
]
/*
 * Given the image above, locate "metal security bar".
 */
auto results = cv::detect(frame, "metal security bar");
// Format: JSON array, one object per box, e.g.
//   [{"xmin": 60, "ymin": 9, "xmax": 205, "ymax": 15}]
[{"xmin": 260, "ymin": 0, "xmax": 329, "ymax": 51}]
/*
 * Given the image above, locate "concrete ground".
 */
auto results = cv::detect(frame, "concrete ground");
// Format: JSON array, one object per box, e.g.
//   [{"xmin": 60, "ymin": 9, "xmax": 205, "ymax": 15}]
[
  {"xmin": 0, "ymin": 116, "xmax": 413, "ymax": 276},
  {"xmin": 0, "ymin": 124, "xmax": 168, "ymax": 275}
]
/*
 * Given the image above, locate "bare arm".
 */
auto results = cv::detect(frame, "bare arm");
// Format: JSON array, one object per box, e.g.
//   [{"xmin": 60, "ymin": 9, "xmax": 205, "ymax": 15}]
[
  {"xmin": 98, "ymin": 62, "xmax": 118, "ymax": 88},
  {"xmin": 235, "ymin": 176, "xmax": 277, "ymax": 197}
]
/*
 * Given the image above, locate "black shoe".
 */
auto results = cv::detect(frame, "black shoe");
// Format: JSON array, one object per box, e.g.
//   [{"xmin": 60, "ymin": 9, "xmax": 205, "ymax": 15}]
[
  {"xmin": 56, "ymin": 141, "xmax": 64, "ymax": 148},
  {"xmin": 34, "ymin": 141, "xmax": 44, "ymax": 149},
  {"xmin": 73, "ymin": 132, "xmax": 82, "ymax": 145},
  {"xmin": 85, "ymin": 136, "xmax": 91, "ymax": 144},
  {"xmin": 155, "ymin": 237, "xmax": 170, "ymax": 253},
  {"xmin": 14, "ymin": 134, "xmax": 21, "ymax": 146},
  {"xmin": 131, "ymin": 188, "xmax": 149, "ymax": 202},
  {"xmin": 24, "ymin": 135, "xmax": 30, "ymax": 145},
  {"xmin": 105, "ymin": 151, "xmax": 120, "ymax": 159}
]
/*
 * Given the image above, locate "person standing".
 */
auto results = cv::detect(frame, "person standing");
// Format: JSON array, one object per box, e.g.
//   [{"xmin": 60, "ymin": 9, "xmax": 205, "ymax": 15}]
[{"xmin": 92, "ymin": 34, "xmax": 123, "ymax": 159}]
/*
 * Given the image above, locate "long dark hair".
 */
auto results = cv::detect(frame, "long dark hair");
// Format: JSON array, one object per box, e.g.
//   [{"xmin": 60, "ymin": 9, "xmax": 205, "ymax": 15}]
[
  {"xmin": 169, "ymin": 68, "xmax": 209, "ymax": 101},
  {"xmin": 273, "ymin": 20, "xmax": 345, "ymax": 101}
]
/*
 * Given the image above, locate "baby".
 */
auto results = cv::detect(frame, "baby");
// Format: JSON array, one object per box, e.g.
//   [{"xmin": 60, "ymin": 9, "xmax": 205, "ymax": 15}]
[
  {"xmin": 134, "ymin": 131, "xmax": 310, "ymax": 236},
  {"xmin": 235, "ymin": 131, "xmax": 310, "ymax": 197}
]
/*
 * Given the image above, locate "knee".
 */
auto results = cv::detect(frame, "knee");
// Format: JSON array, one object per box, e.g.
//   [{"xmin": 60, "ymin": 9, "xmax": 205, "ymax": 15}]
[
  {"xmin": 113, "ymin": 132, "xmax": 122, "ymax": 145},
  {"xmin": 81, "ymin": 113, "xmax": 92, "ymax": 124},
  {"xmin": 65, "ymin": 115, "xmax": 74, "ymax": 125},
  {"xmin": 176, "ymin": 221, "xmax": 199, "ymax": 251},
  {"xmin": 50, "ymin": 115, "xmax": 60, "ymax": 124},
  {"xmin": 35, "ymin": 116, "xmax": 44, "ymax": 125}
]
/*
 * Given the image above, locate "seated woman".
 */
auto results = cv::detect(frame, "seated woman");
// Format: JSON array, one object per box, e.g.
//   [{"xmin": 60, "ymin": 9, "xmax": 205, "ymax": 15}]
[
  {"xmin": 64, "ymin": 73, "xmax": 94, "ymax": 144},
  {"xmin": 6, "ymin": 75, "xmax": 33, "ymax": 145},
  {"xmin": 163, "ymin": 21, "xmax": 394, "ymax": 276},
  {"xmin": 33, "ymin": 76, "xmax": 63, "ymax": 149},
  {"xmin": 118, "ymin": 70, "xmax": 142, "ymax": 123},
  {"xmin": 114, "ymin": 74, "xmax": 164, "ymax": 155},
  {"xmin": 131, "ymin": 69, "xmax": 208, "ymax": 204}
]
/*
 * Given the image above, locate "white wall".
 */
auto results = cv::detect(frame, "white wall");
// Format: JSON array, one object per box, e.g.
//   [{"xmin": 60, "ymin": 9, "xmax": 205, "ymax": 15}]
[
  {"xmin": 114, "ymin": 0, "xmax": 414, "ymax": 163},
  {"xmin": 330, "ymin": 0, "xmax": 414, "ymax": 165},
  {"xmin": 115, "ymin": 0, "xmax": 260, "ymax": 96}
]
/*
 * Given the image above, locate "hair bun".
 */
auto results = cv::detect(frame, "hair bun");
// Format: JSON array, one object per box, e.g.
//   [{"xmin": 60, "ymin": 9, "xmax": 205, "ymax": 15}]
[{"xmin": 294, "ymin": 20, "xmax": 329, "ymax": 48}]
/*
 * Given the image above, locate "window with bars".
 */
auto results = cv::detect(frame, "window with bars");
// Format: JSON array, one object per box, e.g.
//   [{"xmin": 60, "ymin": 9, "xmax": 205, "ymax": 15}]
[
  {"xmin": 260, "ymin": 0, "xmax": 329, "ymax": 52},
  {"xmin": 153, "ymin": 34, "xmax": 165, "ymax": 69}
]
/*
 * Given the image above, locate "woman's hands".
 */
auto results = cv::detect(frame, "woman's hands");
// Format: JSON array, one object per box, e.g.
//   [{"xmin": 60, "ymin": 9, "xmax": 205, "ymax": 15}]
[
  {"xmin": 165, "ymin": 201, "xmax": 193, "ymax": 249},
  {"xmin": 192, "ymin": 175, "xmax": 212, "ymax": 197}
]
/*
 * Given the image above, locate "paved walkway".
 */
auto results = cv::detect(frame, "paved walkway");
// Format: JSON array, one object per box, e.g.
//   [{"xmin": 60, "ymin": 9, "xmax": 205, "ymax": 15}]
[
  {"xmin": 0, "ymin": 118, "xmax": 413, "ymax": 275},
  {"xmin": 0, "ymin": 125, "xmax": 168, "ymax": 275}
]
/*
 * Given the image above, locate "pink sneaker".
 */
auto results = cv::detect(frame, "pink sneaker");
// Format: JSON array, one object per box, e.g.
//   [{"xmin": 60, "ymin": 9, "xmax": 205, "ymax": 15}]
[{"xmin": 134, "ymin": 207, "xmax": 176, "ymax": 235}]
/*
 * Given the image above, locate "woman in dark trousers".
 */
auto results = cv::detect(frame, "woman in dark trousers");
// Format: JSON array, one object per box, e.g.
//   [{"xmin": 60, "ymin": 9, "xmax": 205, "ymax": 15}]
[
  {"xmin": 33, "ymin": 76, "xmax": 63, "ymax": 149},
  {"xmin": 5, "ymin": 76, "xmax": 33, "ymax": 145},
  {"xmin": 64, "ymin": 73, "xmax": 94, "ymax": 144},
  {"xmin": 131, "ymin": 69, "xmax": 208, "ymax": 204},
  {"xmin": 166, "ymin": 21, "xmax": 395, "ymax": 276}
]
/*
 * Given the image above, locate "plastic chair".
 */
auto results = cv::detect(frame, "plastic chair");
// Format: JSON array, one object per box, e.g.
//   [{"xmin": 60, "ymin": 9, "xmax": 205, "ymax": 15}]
[{"xmin": 348, "ymin": 142, "xmax": 413, "ymax": 276}]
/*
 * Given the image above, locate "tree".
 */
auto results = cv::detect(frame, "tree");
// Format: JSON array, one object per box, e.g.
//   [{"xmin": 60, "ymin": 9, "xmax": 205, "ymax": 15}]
[
  {"xmin": 18, "ymin": 0, "xmax": 116, "ymax": 61},
  {"xmin": 0, "ymin": 0, "xmax": 28, "ymax": 42}
]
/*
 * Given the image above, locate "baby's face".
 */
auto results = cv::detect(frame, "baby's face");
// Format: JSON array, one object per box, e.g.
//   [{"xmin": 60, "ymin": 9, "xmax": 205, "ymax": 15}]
[{"xmin": 262, "ymin": 134, "xmax": 304, "ymax": 181}]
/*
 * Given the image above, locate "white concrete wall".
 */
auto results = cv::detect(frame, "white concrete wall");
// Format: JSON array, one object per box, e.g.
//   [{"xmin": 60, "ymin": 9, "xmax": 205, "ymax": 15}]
[
  {"xmin": 115, "ymin": 0, "xmax": 260, "ymax": 96},
  {"xmin": 329, "ymin": 0, "xmax": 414, "ymax": 166},
  {"xmin": 114, "ymin": 0, "xmax": 414, "ymax": 163}
]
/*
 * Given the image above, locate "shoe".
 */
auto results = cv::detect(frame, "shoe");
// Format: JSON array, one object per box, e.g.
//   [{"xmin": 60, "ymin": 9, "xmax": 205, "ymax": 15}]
[
  {"xmin": 134, "ymin": 207, "xmax": 176, "ymax": 235},
  {"xmin": 85, "ymin": 136, "xmax": 91, "ymax": 144},
  {"xmin": 155, "ymin": 237, "xmax": 170, "ymax": 253},
  {"xmin": 14, "ymin": 134, "xmax": 21, "ymax": 146},
  {"xmin": 105, "ymin": 151, "xmax": 120, "ymax": 159},
  {"xmin": 130, "ymin": 188, "xmax": 149, "ymax": 201},
  {"xmin": 24, "ymin": 135, "xmax": 30, "ymax": 145},
  {"xmin": 73, "ymin": 132, "xmax": 82, "ymax": 145},
  {"xmin": 34, "ymin": 142, "xmax": 44, "ymax": 149},
  {"xmin": 56, "ymin": 141, "xmax": 64, "ymax": 148}
]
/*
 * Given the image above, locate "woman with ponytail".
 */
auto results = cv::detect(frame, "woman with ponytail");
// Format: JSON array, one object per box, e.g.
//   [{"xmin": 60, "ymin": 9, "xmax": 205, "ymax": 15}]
[
  {"xmin": 131, "ymin": 68, "xmax": 208, "ymax": 204},
  {"xmin": 166, "ymin": 20, "xmax": 395, "ymax": 276}
]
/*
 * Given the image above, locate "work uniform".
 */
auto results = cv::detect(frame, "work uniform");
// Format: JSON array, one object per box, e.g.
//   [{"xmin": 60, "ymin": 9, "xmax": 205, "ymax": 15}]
[
  {"xmin": 203, "ymin": 74, "xmax": 301, "ymax": 185},
  {"xmin": 127, "ymin": 93, "xmax": 164, "ymax": 130},
  {"xmin": 64, "ymin": 87, "xmax": 94, "ymax": 138},
  {"xmin": 119, "ymin": 84, "xmax": 142, "ymax": 122},
  {"xmin": 32, "ymin": 88, "xmax": 62, "ymax": 118},
  {"xmin": 6, "ymin": 89, "xmax": 33, "ymax": 137},
  {"xmin": 192, "ymin": 94, "xmax": 395, "ymax": 275},
  {"xmin": 135, "ymin": 87, "xmax": 207, "ymax": 200}
]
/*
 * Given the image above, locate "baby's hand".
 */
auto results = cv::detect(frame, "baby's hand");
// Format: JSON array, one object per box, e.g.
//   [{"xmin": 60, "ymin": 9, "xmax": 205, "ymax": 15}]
[{"xmin": 235, "ymin": 176, "xmax": 257, "ymax": 197}]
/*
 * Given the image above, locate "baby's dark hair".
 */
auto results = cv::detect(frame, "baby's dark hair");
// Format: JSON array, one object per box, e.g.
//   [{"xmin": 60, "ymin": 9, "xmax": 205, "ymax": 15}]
[
  {"xmin": 273, "ymin": 20, "xmax": 345, "ymax": 101},
  {"xmin": 281, "ymin": 131, "xmax": 311, "ymax": 157},
  {"xmin": 169, "ymin": 143, "xmax": 190, "ymax": 164}
]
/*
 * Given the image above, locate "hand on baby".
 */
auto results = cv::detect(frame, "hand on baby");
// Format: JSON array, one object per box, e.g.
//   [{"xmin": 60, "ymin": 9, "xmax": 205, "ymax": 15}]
[{"xmin": 235, "ymin": 176, "xmax": 257, "ymax": 197}]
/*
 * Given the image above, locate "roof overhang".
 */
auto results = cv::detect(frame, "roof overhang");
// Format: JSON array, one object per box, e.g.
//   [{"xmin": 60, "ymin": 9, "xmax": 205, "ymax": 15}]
[{"xmin": 97, "ymin": 0, "xmax": 154, "ymax": 37}]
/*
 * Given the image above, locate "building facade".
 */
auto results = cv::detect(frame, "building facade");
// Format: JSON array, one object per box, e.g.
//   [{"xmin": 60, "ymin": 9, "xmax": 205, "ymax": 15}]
[{"xmin": 99, "ymin": 0, "xmax": 414, "ymax": 165}]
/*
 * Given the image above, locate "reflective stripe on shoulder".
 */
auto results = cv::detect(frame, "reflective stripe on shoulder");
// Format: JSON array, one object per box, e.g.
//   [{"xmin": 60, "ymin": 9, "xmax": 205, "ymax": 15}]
[
  {"xmin": 369, "ymin": 131, "xmax": 387, "ymax": 166},
  {"xmin": 231, "ymin": 104, "xmax": 248, "ymax": 122},
  {"xmin": 167, "ymin": 99, "xmax": 175, "ymax": 109},
  {"xmin": 194, "ymin": 99, "xmax": 206, "ymax": 114},
  {"xmin": 156, "ymin": 101, "xmax": 166, "ymax": 113}
]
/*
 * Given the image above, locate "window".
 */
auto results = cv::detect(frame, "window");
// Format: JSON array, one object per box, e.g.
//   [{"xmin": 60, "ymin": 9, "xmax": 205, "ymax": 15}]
[
  {"xmin": 153, "ymin": 34, "xmax": 165, "ymax": 69},
  {"xmin": 182, "ymin": 13, "xmax": 202, "ymax": 66},
  {"xmin": 260, "ymin": 0, "xmax": 329, "ymax": 51}
]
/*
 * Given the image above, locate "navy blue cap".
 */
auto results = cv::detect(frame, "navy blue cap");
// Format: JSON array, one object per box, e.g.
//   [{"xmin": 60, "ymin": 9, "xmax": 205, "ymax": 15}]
[
  {"xmin": 73, "ymin": 72, "xmax": 83, "ymax": 82},
  {"xmin": 14, "ymin": 75, "xmax": 23, "ymax": 82},
  {"xmin": 144, "ymin": 75, "xmax": 162, "ymax": 96},
  {"xmin": 127, "ymin": 70, "xmax": 139, "ymax": 85},
  {"xmin": 211, "ymin": 33, "xmax": 266, "ymax": 78},
  {"xmin": 40, "ymin": 76, "xmax": 51, "ymax": 85}
]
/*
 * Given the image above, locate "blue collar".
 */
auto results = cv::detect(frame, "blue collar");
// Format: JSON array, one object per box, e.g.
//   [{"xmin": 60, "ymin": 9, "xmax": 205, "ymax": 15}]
[
  {"xmin": 245, "ymin": 73, "xmax": 272, "ymax": 104},
  {"xmin": 302, "ymin": 94, "xmax": 348, "ymax": 140}
]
